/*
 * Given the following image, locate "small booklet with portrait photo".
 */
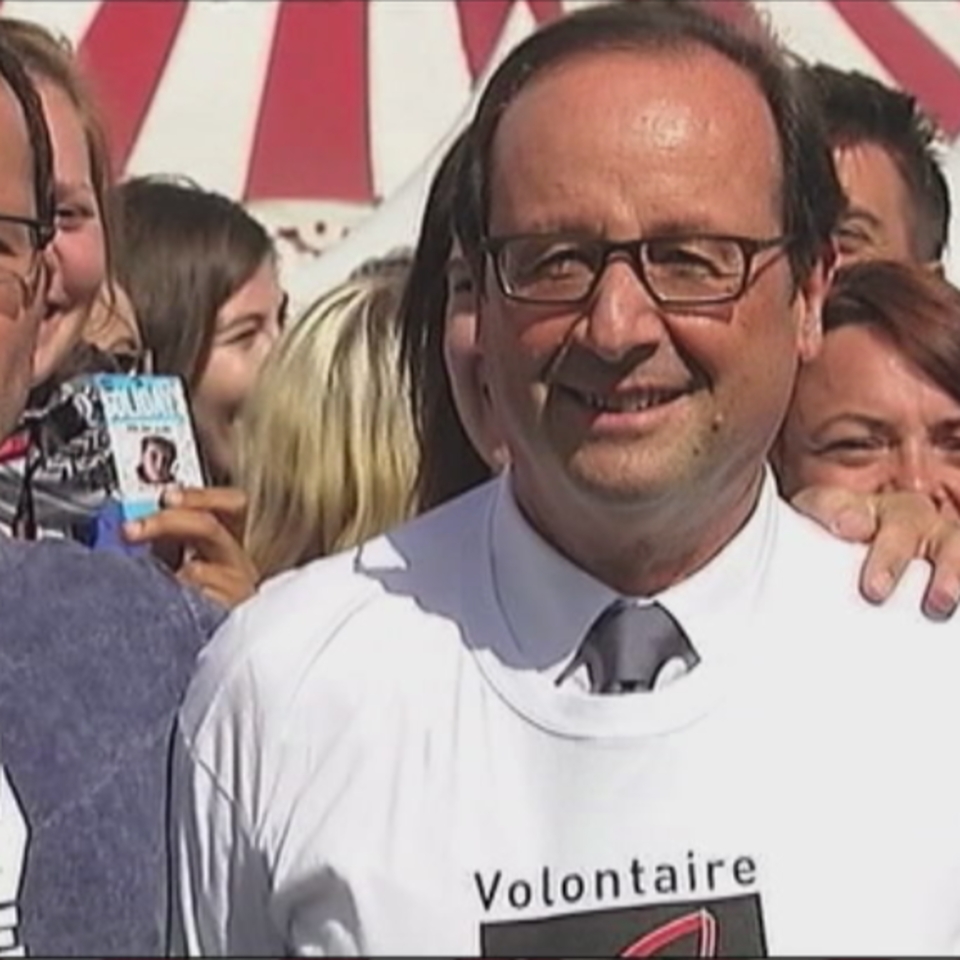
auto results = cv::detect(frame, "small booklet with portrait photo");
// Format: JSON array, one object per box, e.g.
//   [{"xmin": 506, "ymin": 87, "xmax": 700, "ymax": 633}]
[{"xmin": 56, "ymin": 373, "xmax": 206, "ymax": 523}]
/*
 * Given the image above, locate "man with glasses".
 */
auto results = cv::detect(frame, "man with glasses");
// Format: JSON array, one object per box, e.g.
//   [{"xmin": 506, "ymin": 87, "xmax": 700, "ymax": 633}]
[
  {"xmin": 171, "ymin": 2, "xmax": 960, "ymax": 956},
  {"xmin": 0, "ymin": 46, "xmax": 52, "ymax": 453},
  {"xmin": 0, "ymin": 39, "xmax": 224, "ymax": 957}
]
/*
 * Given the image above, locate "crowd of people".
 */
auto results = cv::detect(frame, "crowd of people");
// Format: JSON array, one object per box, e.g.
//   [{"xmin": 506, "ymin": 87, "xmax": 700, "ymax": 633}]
[{"xmin": 3, "ymin": 0, "xmax": 960, "ymax": 955}]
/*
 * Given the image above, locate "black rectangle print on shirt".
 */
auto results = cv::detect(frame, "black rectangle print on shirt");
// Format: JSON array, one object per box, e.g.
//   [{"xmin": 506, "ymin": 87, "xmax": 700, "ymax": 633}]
[{"xmin": 480, "ymin": 893, "xmax": 767, "ymax": 957}]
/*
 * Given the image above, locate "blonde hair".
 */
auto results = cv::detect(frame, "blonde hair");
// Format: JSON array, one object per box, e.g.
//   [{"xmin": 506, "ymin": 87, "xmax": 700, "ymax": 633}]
[{"xmin": 240, "ymin": 257, "xmax": 419, "ymax": 578}]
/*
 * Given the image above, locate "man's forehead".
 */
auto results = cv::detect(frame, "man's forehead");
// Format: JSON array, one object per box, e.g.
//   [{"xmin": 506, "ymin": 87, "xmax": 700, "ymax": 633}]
[
  {"xmin": 487, "ymin": 45, "xmax": 783, "ymax": 228},
  {"xmin": 498, "ymin": 43, "xmax": 769, "ymax": 122},
  {"xmin": 832, "ymin": 142, "xmax": 914, "ymax": 235},
  {"xmin": 493, "ymin": 45, "xmax": 777, "ymax": 155},
  {"xmin": 833, "ymin": 140, "xmax": 914, "ymax": 210}
]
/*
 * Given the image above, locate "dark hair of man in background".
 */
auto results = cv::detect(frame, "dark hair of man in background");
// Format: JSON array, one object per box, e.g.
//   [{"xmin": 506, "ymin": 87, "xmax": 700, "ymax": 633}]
[
  {"xmin": 454, "ymin": 0, "xmax": 844, "ymax": 287},
  {"xmin": 801, "ymin": 63, "xmax": 950, "ymax": 263},
  {"xmin": 397, "ymin": 132, "xmax": 492, "ymax": 511}
]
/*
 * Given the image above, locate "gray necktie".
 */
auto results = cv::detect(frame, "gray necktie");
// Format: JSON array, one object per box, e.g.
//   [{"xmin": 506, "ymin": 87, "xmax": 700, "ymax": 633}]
[{"xmin": 559, "ymin": 601, "xmax": 699, "ymax": 694}]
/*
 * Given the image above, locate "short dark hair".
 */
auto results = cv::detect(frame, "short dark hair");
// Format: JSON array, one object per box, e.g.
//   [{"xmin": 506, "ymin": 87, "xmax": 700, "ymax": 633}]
[
  {"xmin": 822, "ymin": 259, "xmax": 960, "ymax": 409},
  {"xmin": 0, "ymin": 37, "xmax": 54, "ymax": 242},
  {"xmin": 455, "ymin": 0, "xmax": 843, "ymax": 287},
  {"xmin": 801, "ymin": 62, "xmax": 950, "ymax": 263},
  {"xmin": 398, "ymin": 133, "xmax": 493, "ymax": 511}
]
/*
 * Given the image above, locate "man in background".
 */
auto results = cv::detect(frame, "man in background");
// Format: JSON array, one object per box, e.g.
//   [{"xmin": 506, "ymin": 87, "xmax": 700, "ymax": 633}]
[{"xmin": 802, "ymin": 62, "xmax": 950, "ymax": 267}]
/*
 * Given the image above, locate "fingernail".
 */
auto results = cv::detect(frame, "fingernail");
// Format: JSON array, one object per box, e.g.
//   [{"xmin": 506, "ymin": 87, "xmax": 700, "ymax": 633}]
[
  {"xmin": 923, "ymin": 592, "xmax": 957, "ymax": 622},
  {"xmin": 162, "ymin": 485, "xmax": 182, "ymax": 506},
  {"xmin": 864, "ymin": 569, "xmax": 893, "ymax": 603}
]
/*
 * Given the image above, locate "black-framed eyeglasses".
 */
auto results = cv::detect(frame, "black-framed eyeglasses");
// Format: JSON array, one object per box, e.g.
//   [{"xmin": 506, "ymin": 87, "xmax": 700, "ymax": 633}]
[
  {"xmin": 0, "ymin": 214, "xmax": 54, "ymax": 318},
  {"xmin": 0, "ymin": 214, "xmax": 54, "ymax": 319},
  {"xmin": 484, "ymin": 232, "xmax": 792, "ymax": 309},
  {"xmin": 0, "ymin": 213, "xmax": 55, "ymax": 254}
]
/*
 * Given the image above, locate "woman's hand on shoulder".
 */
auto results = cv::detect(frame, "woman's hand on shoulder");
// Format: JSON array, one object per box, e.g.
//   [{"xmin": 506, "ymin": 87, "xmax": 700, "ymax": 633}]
[{"xmin": 792, "ymin": 485, "xmax": 960, "ymax": 621}]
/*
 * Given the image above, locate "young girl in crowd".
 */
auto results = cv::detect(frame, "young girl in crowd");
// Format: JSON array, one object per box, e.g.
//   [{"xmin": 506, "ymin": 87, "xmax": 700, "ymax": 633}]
[
  {"xmin": 240, "ymin": 254, "xmax": 418, "ymax": 578},
  {"xmin": 112, "ymin": 175, "xmax": 286, "ymax": 485}
]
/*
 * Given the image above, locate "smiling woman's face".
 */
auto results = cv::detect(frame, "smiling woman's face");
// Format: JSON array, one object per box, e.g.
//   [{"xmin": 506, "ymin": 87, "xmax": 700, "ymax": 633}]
[
  {"xmin": 777, "ymin": 323, "xmax": 960, "ymax": 516},
  {"xmin": 32, "ymin": 78, "xmax": 106, "ymax": 387},
  {"xmin": 191, "ymin": 256, "xmax": 286, "ymax": 483}
]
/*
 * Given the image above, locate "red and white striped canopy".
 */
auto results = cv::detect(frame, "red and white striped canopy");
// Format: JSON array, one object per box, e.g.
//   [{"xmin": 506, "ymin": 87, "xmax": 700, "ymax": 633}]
[{"xmin": 3, "ymin": 0, "xmax": 960, "ymax": 299}]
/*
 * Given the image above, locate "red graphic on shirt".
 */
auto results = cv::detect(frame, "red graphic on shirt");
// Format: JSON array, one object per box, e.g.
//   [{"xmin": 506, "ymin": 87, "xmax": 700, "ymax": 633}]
[
  {"xmin": 480, "ymin": 892, "xmax": 765, "ymax": 956},
  {"xmin": 620, "ymin": 908, "xmax": 719, "ymax": 957}
]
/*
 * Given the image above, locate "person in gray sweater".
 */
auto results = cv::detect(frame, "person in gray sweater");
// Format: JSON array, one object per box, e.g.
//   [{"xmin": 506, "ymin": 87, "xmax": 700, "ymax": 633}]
[
  {"xmin": 0, "ymin": 537, "xmax": 223, "ymax": 956},
  {"xmin": 0, "ymin": 38, "xmax": 226, "ymax": 957}
]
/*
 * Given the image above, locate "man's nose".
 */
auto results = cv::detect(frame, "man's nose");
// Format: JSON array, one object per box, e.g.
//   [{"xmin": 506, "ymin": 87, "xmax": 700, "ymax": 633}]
[{"xmin": 583, "ymin": 258, "xmax": 667, "ymax": 361}]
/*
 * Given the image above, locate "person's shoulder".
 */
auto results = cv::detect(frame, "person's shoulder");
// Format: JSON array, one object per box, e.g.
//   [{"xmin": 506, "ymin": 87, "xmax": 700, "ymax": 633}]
[
  {"xmin": 774, "ymin": 498, "xmax": 872, "ymax": 576},
  {"xmin": 178, "ymin": 482, "xmax": 496, "ymax": 747},
  {"xmin": 758, "ymin": 501, "xmax": 960, "ymax": 734},
  {"xmin": 771, "ymin": 496, "xmax": 954, "ymax": 642},
  {"xmin": 212, "ymin": 477, "xmax": 494, "ymax": 661},
  {"xmin": 0, "ymin": 538, "xmax": 224, "ymax": 845},
  {"xmin": 0, "ymin": 535, "xmax": 224, "ymax": 656}
]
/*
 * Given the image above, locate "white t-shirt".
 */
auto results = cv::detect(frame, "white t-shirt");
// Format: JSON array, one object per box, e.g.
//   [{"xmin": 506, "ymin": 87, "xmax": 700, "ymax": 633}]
[
  {"xmin": 170, "ymin": 475, "xmax": 960, "ymax": 956},
  {"xmin": 0, "ymin": 760, "xmax": 27, "ymax": 958}
]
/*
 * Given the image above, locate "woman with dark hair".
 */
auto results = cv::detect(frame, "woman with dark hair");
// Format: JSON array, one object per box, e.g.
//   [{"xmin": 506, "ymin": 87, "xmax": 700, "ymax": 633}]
[
  {"xmin": 398, "ymin": 134, "xmax": 501, "ymax": 511},
  {"xmin": 775, "ymin": 259, "xmax": 960, "ymax": 514},
  {"xmin": 113, "ymin": 176, "xmax": 286, "ymax": 484}
]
